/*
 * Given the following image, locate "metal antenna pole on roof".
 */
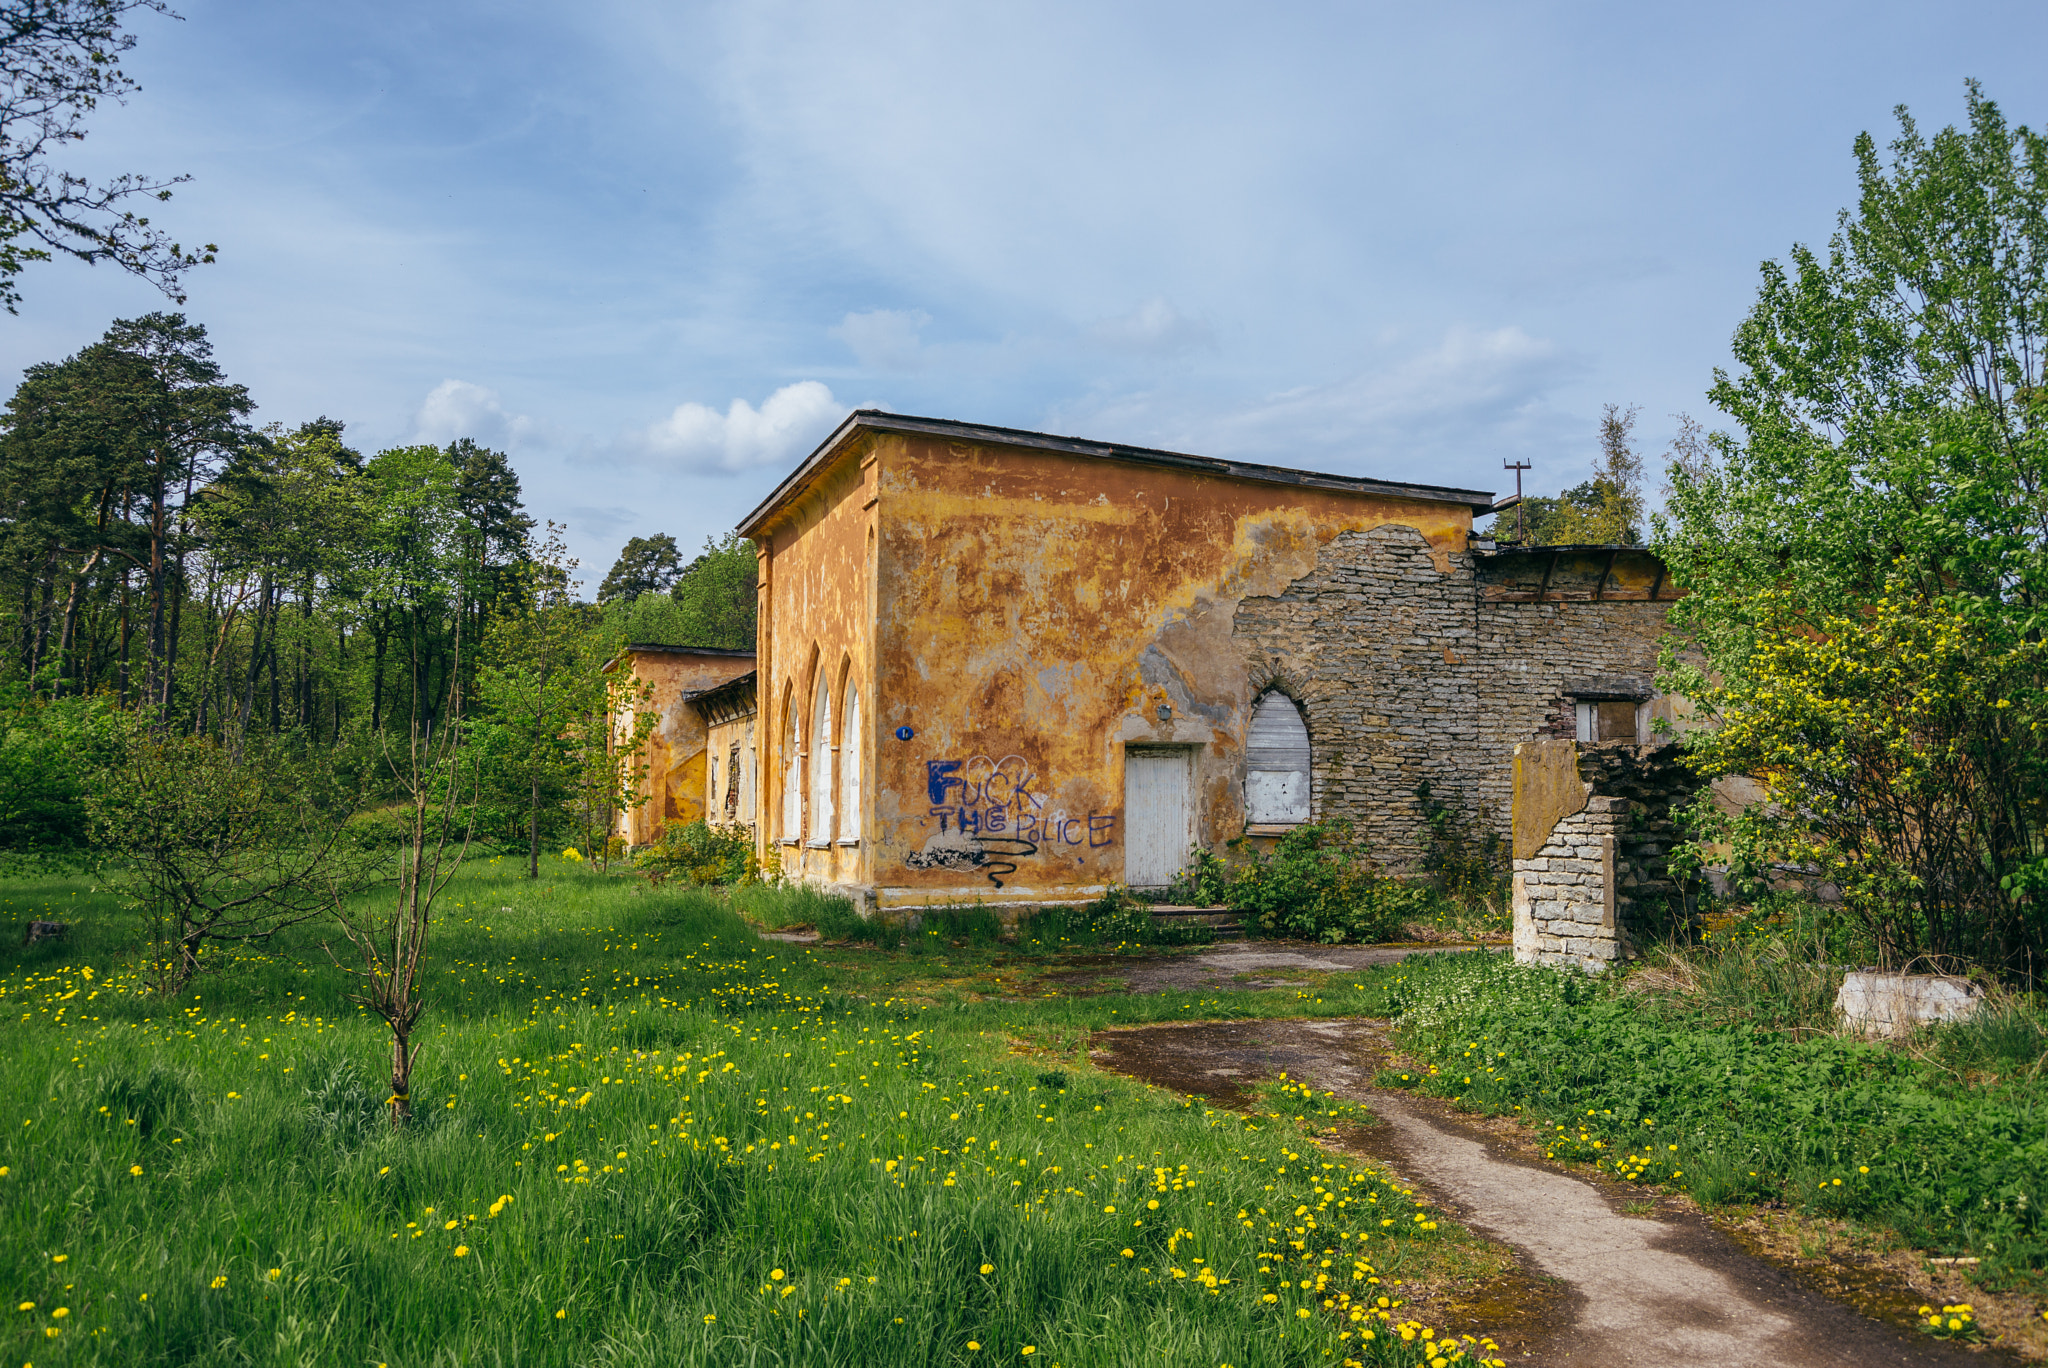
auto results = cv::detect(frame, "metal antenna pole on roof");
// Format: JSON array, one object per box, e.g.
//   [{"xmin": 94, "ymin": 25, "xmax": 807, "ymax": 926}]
[{"xmin": 1504, "ymin": 460, "xmax": 1531, "ymax": 543}]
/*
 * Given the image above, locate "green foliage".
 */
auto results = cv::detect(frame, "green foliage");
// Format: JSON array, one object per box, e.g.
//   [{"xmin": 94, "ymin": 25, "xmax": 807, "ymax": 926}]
[
  {"xmin": 0, "ymin": 2, "xmax": 211, "ymax": 312},
  {"xmin": 599, "ymin": 533, "xmax": 687, "ymax": 604},
  {"xmin": 1659, "ymin": 84, "xmax": 2048, "ymax": 976},
  {"xmin": 1248, "ymin": 1072, "xmax": 1373, "ymax": 1129},
  {"xmin": 602, "ymin": 590, "xmax": 695, "ymax": 647},
  {"xmin": 1412, "ymin": 782, "xmax": 1508, "ymax": 916},
  {"xmin": 1375, "ymin": 948, "xmax": 2048, "ymax": 1283},
  {"xmin": 669, "ymin": 533, "xmax": 758, "ymax": 649},
  {"xmin": 84, "ymin": 728, "xmax": 380, "ymax": 991},
  {"xmin": 1489, "ymin": 404, "xmax": 1644, "ymax": 546},
  {"xmin": 0, "ymin": 863, "xmax": 1482, "ymax": 1366},
  {"xmin": 0, "ymin": 686, "xmax": 133, "ymax": 864},
  {"xmin": 1207, "ymin": 821, "xmax": 1429, "ymax": 944},
  {"xmin": 638, "ymin": 820, "xmax": 757, "ymax": 888}
]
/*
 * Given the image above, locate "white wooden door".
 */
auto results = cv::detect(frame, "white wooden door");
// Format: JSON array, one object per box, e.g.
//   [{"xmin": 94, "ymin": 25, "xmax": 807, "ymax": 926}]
[{"xmin": 1124, "ymin": 750, "xmax": 1191, "ymax": 887}]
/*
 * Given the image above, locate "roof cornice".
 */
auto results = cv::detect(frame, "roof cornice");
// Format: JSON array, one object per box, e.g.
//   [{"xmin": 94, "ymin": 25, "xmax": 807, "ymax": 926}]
[{"xmin": 735, "ymin": 410, "xmax": 1500, "ymax": 536}]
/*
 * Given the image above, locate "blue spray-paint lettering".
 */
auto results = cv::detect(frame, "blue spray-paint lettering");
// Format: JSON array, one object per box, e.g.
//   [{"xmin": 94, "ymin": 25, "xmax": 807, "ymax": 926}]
[
  {"xmin": 926, "ymin": 759, "xmax": 966, "ymax": 805},
  {"xmin": 907, "ymin": 753, "xmax": 1116, "ymax": 887}
]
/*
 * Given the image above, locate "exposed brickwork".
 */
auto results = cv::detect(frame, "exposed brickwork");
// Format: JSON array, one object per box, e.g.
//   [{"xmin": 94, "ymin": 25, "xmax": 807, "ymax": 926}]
[
  {"xmin": 1514, "ymin": 797, "xmax": 1627, "ymax": 970},
  {"xmin": 1511, "ymin": 741, "xmax": 1704, "ymax": 971},
  {"xmin": 1573, "ymin": 742, "xmax": 1698, "ymax": 922},
  {"xmin": 1231, "ymin": 524, "xmax": 1671, "ymax": 866}
]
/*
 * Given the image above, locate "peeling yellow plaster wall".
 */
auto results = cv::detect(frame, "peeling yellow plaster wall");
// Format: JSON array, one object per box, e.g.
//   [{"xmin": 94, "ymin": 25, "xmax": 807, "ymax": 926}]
[
  {"xmin": 864, "ymin": 433, "xmax": 1472, "ymax": 904},
  {"xmin": 752, "ymin": 440, "xmax": 877, "ymax": 890},
  {"xmin": 611, "ymin": 649, "xmax": 755, "ymax": 847}
]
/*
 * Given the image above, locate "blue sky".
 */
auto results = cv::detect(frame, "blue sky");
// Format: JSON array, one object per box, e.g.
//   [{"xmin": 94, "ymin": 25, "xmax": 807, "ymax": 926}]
[{"xmin": 5, "ymin": 1, "xmax": 2044, "ymax": 578}]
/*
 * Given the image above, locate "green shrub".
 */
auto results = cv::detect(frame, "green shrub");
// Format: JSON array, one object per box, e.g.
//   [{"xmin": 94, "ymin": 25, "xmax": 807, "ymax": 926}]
[
  {"xmin": 1216, "ymin": 821, "xmax": 1427, "ymax": 943},
  {"xmin": 636, "ymin": 820, "xmax": 755, "ymax": 886}
]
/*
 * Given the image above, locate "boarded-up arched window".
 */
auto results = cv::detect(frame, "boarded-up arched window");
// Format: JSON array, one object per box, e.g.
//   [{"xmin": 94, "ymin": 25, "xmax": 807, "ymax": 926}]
[
  {"xmin": 838, "ymin": 684, "xmax": 862, "ymax": 842},
  {"xmin": 780, "ymin": 694, "xmax": 802, "ymax": 842},
  {"xmin": 809, "ymin": 674, "xmax": 834, "ymax": 844},
  {"xmin": 1246, "ymin": 690, "xmax": 1310, "ymax": 824}
]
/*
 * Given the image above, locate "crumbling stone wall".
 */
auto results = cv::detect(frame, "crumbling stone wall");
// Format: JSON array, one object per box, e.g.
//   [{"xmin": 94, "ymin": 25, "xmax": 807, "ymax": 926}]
[
  {"xmin": 1510, "ymin": 737, "xmax": 1702, "ymax": 971},
  {"xmin": 1231, "ymin": 525, "xmax": 1671, "ymax": 866},
  {"xmin": 1515, "ymin": 796, "xmax": 1627, "ymax": 969}
]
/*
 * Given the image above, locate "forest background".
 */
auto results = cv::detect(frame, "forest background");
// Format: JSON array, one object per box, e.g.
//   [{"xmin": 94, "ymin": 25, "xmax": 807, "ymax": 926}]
[{"xmin": 0, "ymin": 310, "xmax": 761, "ymax": 877}]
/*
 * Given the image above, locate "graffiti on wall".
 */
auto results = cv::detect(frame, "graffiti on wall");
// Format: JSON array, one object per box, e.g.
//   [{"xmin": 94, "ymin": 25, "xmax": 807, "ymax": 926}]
[{"xmin": 906, "ymin": 754, "xmax": 1117, "ymax": 887}]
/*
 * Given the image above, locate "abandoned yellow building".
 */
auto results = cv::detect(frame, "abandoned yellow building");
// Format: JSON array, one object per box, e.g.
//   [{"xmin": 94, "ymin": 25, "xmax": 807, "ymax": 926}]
[
  {"xmin": 606, "ymin": 645, "xmax": 756, "ymax": 847},
  {"xmin": 616, "ymin": 411, "xmax": 1680, "ymax": 914}
]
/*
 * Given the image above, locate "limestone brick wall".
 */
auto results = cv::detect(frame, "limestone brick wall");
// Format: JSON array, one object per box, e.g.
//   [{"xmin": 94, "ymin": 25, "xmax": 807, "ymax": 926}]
[
  {"xmin": 1513, "ymin": 797, "xmax": 1627, "ymax": 970},
  {"xmin": 1230, "ymin": 525, "xmax": 1672, "ymax": 866},
  {"xmin": 1574, "ymin": 743, "xmax": 1695, "ymax": 917}
]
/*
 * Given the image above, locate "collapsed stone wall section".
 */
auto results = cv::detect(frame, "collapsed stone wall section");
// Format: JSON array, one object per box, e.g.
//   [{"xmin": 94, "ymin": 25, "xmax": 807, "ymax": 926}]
[
  {"xmin": 1231, "ymin": 526, "xmax": 1671, "ymax": 867},
  {"xmin": 1514, "ymin": 797, "xmax": 1626, "ymax": 969},
  {"xmin": 1511, "ymin": 740, "xmax": 1702, "ymax": 972}
]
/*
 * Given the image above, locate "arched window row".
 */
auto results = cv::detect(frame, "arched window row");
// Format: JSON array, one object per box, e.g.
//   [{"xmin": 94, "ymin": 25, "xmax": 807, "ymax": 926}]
[{"xmin": 780, "ymin": 656, "xmax": 865, "ymax": 846}]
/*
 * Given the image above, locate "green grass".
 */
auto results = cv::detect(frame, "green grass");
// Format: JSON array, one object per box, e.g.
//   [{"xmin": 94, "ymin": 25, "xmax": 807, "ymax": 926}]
[
  {"xmin": 1352, "ymin": 947, "xmax": 2048, "ymax": 1290},
  {"xmin": 0, "ymin": 859, "xmax": 1502, "ymax": 1367}
]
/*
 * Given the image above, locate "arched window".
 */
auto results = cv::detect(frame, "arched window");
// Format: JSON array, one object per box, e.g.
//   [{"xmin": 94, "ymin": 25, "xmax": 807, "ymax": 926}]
[
  {"xmin": 780, "ymin": 693, "xmax": 802, "ymax": 842},
  {"xmin": 1245, "ymin": 690, "xmax": 1310, "ymax": 824},
  {"xmin": 838, "ymin": 683, "xmax": 862, "ymax": 843},
  {"xmin": 809, "ymin": 673, "xmax": 834, "ymax": 844}
]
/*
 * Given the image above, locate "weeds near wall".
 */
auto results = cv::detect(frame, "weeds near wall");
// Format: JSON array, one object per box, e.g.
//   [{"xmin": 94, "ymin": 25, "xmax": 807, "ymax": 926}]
[
  {"xmin": 1412, "ymin": 782, "xmax": 1509, "ymax": 914},
  {"xmin": 635, "ymin": 819, "xmax": 756, "ymax": 887},
  {"xmin": 1215, "ymin": 820, "xmax": 1430, "ymax": 944}
]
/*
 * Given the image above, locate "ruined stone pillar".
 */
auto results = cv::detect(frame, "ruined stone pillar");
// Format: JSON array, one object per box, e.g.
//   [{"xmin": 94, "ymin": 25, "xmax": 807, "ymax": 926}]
[{"xmin": 1511, "ymin": 738, "xmax": 1627, "ymax": 971}]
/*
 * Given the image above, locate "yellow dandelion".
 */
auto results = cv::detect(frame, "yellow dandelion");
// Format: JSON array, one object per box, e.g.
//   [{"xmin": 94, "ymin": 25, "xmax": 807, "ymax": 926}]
[{"xmin": 454, "ymin": 1246, "xmax": 470, "ymax": 1257}]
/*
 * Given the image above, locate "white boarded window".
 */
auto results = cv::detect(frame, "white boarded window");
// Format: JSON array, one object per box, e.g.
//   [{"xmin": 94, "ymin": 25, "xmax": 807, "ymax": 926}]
[
  {"xmin": 1246, "ymin": 690, "xmax": 1311, "ymax": 824},
  {"xmin": 838, "ymin": 684, "xmax": 862, "ymax": 843},
  {"xmin": 781, "ymin": 698, "xmax": 802, "ymax": 841},
  {"xmin": 808, "ymin": 675, "xmax": 834, "ymax": 844}
]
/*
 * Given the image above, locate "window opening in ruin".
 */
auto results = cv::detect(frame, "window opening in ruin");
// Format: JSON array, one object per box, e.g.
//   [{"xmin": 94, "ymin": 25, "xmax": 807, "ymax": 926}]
[
  {"xmin": 1245, "ymin": 689, "xmax": 1311, "ymax": 825},
  {"xmin": 808, "ymin": 674, "xmax": 834, "ymax": 846},
  {"xmin": 838, "ymin": 683, "xmax": 862, "ymax": 844},
  {"xmin": 1575, "ymin": 699, "xmax": 1642, "ymax": 744},
  {"xmin": 780, "ymin": 696, "xmax": 802, "ymax": 843},
  {"xmin": 724, "ymin": 744, "xmax": 742, "ymax": 824}
]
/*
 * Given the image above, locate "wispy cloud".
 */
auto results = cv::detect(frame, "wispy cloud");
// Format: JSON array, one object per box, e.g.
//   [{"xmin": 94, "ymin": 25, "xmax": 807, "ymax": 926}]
[
  {"xmin": 623, "ymin": 380, "xmax": 847, "ymax": 474},
  {"xmin": 832, "ymin": 309, "xmax": 930, "ymax": 371},
  {"xmin": 1053, "ymin": 325, "xmax": 1585, "ymax": 488},
  {"xmin": 1090, "ymin": 298, "xmax": 1213, "ymax": 356}
]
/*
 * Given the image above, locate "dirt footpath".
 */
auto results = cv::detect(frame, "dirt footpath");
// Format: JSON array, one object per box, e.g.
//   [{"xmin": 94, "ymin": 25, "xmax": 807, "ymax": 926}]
[{"xmin": 1093, "ymin": 1015, "xmax": 2015, "ymax": 1366}]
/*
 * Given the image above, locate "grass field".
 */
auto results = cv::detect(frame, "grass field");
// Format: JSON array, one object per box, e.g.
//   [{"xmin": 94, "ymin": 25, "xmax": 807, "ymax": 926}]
[{"xmin": 0, "ymin": 860, "xmax": 1505, "ymax": 1368}]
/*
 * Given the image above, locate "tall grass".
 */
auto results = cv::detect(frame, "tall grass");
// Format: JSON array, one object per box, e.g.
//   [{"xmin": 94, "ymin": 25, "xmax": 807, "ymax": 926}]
[{"xmin": 0, "ymin": 859, "xmax": 1490, "ymax": 1366}]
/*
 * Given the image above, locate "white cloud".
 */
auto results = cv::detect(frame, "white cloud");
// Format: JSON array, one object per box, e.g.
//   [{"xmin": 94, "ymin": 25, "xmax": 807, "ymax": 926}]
[
  {"xmin": 628, "ymin": 380, "xmax": 846, "ymax": 474},
  {"xmin": 412, "ymin": 379, "xmax": 542, "ymax": 450},
  {"xmin": 832, "ymin": 308, "xmax": 930, "ymax": 371},
  {"xmin": 1091, "ymin": 298, "xmax": 1213, "ymax": 356}
]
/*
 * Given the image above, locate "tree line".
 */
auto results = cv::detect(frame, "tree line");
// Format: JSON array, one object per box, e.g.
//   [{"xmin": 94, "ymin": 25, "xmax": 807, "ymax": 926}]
[{"xmin": 0, "ymin": 311, "xmax": 757, "ymax": 872}]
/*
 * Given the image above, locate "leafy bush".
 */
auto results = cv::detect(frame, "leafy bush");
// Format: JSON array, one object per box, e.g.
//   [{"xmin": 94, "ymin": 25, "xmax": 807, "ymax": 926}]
[
  {"xmin": 0, "ymin": 687, "xmax": 133, "ymax": 868},
  {"xmin": 1413, "ymin": 781, "xmax": 1508, "ymax": 912},
  {"xmin": 1012, "ymin": 887, "xmax": 1213, "ymax": 951},
  {"xmin": 636, "ymin": 820, "xmax": 755, "ymax": 886},
  {"xmin": 1213, "ymin": 821, "xmax": 1430, "ymax": 943}
]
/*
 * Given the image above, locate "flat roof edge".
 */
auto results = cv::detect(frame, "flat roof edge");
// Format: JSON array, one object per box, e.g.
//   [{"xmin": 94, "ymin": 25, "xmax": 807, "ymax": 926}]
[
  {"xmin": 735, "ymin": 410, "xmax": 1500, "ymax": 534},
  {"xmin": 621, "ymin": 643, "xmax": 757, "ymax": 657}
]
